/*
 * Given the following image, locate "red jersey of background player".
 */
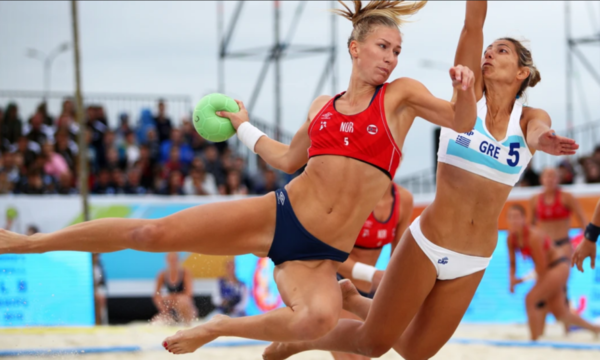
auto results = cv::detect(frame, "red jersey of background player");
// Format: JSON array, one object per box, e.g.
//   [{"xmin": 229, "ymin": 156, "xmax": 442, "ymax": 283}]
[{"xmin": 355, "ymin": 183, "xmax": 401, "ymax": 249}]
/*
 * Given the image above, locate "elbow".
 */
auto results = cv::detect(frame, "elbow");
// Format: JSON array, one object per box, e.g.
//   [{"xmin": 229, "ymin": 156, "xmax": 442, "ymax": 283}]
[{"xmin": 452, "ymin": 122, "xmax": 475, "ymax": 134}]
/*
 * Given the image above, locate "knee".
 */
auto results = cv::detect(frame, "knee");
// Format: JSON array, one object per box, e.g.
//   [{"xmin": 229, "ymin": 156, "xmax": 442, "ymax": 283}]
[
  {"xmin": 290, "ymin": 308, "xmax": 338, "ymax": 341},
  {"xmin": 128, "ymin": 220, "xmax": 167, "ymax": 251},
  {"xmin": 394, "ymin": 338, "xmax": 439, "ymax": 360}
]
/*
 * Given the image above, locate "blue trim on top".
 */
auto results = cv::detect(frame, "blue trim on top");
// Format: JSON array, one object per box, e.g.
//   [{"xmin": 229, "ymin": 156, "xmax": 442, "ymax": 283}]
[
  {"xmin": 473, "ymin": 117, "xmax": 495, "ymax": 142},
  {"xmin": 447, "ymin": 140, "xmax": 522, "ymax": 175},
  {"xmin": 501, "ymin": 135, "xmax": 526, "ymax": 147}
]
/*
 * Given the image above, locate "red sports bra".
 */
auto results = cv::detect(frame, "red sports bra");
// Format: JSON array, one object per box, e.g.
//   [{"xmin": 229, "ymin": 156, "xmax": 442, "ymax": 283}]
[
  {"xmin": 307, "ymin": 83, "xmax": 402, "ymax": 179},
  {"xmin": 510, "ymin": 226, "xmax": 551, "ymax": 260},
  {"xmin": 354, "ymin": 184, "xmax": 401, "ymax": 249},
  {"xmin": 536, "ymin": 190, "xmax": 571, "ymax": 221}
]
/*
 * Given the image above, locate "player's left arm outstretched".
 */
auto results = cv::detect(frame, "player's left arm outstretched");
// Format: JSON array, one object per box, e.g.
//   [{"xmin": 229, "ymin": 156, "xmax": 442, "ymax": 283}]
[
  {"xmin": 573, "ymin": 199, "xmax": 600, "ymax": 272},
  {"xmin": 524, "ymin": 108, "xmax": 578, "ymax": 155}
]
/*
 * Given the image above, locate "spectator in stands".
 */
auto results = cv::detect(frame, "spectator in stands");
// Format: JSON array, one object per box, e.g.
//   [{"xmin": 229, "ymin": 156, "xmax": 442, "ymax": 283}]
[
  {"xmin": 115, "ymin": 113, "xmax": 131, "ymax": 146},
  {"xmin": 232, "ymin": 156, "xmax": 254, "ymax": 191},
  {"xmin": 124, "ymin": 168, "xmax": 147, "ymax": 195},
  {"xmin": 163, "ymin": 146, "xmax": 188, "ymax": 179},
  {"xmin": 92, "ymin": 168, "xmax": 116, "ymax": 195},
  {"xmin": 42, "ymin": 141, "xmax": 69, "ymax": 180},
  {"xmin": 16, "ymin": 135, "xmax": 39, "ymax": 169},
  {"xmin": 518, "ymin": 163, "xmax": 540, "ymax": 187},
  {"xmin": 56, "ymin": 172, "xmax": 77, "ymax": 195},
  {"xmin": 122, "ymin": 131, "xmax": 140, "ymax": 169},
  {"xmin": 1, "ymin": 103, "xmax": 23, "ymax": 145},
  {"xmin": 60, "ymin": 98, "xmax": 76, "ymax": 119},
  {"xmin": 145, "ymin": 127, "xmax": 161, "ymax": 164},
  {"xmin": 153, "ymin": 99, "xmax": 173, "ymax": 144},
  {"xmin": 16, "ymin": 169, "xmax": 49, "ymax": 195},
  {"xmin": 0, "ymin": 171, "xmax": 12, "ymax": 194},
  {"xmin": 584, "ymin": 158, "xmax": 600, "ymax": 184},
  {"xmin": 55, "ymin": 114, "xmax": 79, "ymax": 143},
  {"xmin": 24, "ymin": 111, "xmax": 53, "ymax": 146},
  {"xmin": 2, "ymin": 151, "xmax": 21, "ymax": 184},
  {"xmin": 219, "ymin": 170, "xmax": 248, "ymax": 195},
  {"xmin": 557, "ymin": 159, "xmax": 575, "ymax": 185},
  {"xmin": 159, "ymin": 170, "xmax": 185, "ymax": 196},
  {"xmin": 210, "ymin": 260, "xmax": 247, "ymax": 318},
  {"xmin": 111, "ymin": 168, "xmax": 127, "ymax": 194},
  {"xmin": 33, "ymin": 102, "xmax": 54, "ymax": 126},
  {"xmin": 152, "ymin": 252, "xmax": 197, "ymax": 325},
  {"xmin": 136, "ymin": 145, "xmax": 156, "ymax": 190},
  {"xmin": 87, "ymin": 105, "xmax": 108, "ymax": 168},
  {"xmin": 105, "ymin": 147, "xmax": 125, "ymax": 171},
  {"xmin": 55, "ymin": 130, "xmax": 77, "ymax": 174},
  {"xmin": 181, "ymin": 116, "xmax": 207, "ymax": 154},
  {"xmin": 203, "ymin": 144, "xmax": 225, "ymax": 185},
  {"xmin": 254, "ymin": 168, "xmax": 281, "ymax": 195},
  {"xmin": 85, "ymin": 129, "xmax": 98, "ymax": 175},
  {"xmin": 160, "ymin": 128, "xmax": 193, "ymax": 165},
  {"xmin": 183, "ymin": 158, "xmax": 218, "ymax": 196}
]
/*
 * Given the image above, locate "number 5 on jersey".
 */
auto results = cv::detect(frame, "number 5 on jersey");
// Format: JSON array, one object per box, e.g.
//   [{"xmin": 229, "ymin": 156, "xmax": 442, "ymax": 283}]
[
  {"xmin": 344, "ymin": 137, "xmax": 349, "ymax": 146},
  {"xmin": 507, "ymin": 142, "xmax": 520, "ymax": 167}
]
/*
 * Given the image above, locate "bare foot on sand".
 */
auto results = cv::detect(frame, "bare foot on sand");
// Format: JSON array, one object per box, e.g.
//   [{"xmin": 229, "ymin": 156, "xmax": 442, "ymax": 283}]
[{"xmin": 163, "ymin": 314, "xmax": 228, "ymax": 354}]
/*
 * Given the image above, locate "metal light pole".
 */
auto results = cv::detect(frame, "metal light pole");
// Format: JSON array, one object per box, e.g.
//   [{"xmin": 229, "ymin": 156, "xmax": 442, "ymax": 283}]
[{"xmin": 26, "ymin": 42, "xmax": 71, "ymax": 101}]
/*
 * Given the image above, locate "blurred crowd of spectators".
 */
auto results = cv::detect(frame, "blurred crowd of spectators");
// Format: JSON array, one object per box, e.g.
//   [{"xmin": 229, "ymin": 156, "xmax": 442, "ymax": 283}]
[
  {"xmin": 518, "ymin": 148, "xmax": 600, "ymax": 187},
  {"xmin": 0, "ymin": 99, "xmax": 287, "ymax": 195}
]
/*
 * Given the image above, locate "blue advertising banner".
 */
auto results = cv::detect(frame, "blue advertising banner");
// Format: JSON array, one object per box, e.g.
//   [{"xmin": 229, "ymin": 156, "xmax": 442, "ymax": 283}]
[{"xmin": 0, "ymin": 253, "xmax": 94, "ymax": 327}]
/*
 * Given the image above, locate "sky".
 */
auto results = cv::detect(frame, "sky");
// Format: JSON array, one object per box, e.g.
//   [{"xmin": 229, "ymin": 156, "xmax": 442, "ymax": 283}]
[{"xmin": 1, "ymin": 1, "xmax": 599, "ymax": 178}]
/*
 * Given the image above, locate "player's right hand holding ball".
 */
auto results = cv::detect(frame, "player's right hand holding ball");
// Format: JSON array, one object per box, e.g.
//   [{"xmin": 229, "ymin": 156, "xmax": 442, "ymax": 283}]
[{"xmin": 217, "ymin": 100, "xmax": 249, "ymax": 131}]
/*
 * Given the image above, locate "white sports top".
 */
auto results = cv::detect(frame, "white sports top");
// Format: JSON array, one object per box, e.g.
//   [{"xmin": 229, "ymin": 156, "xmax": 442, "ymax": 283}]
[{"xmin": 437, "ymin": 97, "xmax": 533, "ymax": 186}]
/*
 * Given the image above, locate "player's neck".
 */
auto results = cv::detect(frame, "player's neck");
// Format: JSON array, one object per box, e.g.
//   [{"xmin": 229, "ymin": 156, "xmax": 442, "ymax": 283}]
[
  {"xmin": 484, "ymin": 84, "xmax": 517, "ymax": 119},
  {"xmin": 344, "ymin": 73, "xmax": 378, "ymax": 105}
]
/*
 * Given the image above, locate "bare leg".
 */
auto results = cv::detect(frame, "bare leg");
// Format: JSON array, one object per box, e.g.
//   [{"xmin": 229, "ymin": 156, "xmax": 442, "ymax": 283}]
[
  {"xmin": 164, "ymin": 260, "xmax": 342, "ymax": 354},
  {"xmin": 0, "ymin": 194, "xmax": 276, "ymax": 256},
  {"xmin": 548, "ymin": 278, "xmax": 600, "ymax": 335},
  {"xmin": 263, "ymin": 232, "xmax": 438, "ymax": 360},
  {"xmin": 525, "ymin": 263, "xmax": 570, "ymax": 340},
  {"xmin": 332, "ymin": 308, "xmax": 371, "ymax": 360},
  {"xmin": 173, "ymin": 295, "xmax": 198, "ymax": 325},
  {"xmin": 392, "ymin": 271, "xmax": 485, "ymax": 359}
]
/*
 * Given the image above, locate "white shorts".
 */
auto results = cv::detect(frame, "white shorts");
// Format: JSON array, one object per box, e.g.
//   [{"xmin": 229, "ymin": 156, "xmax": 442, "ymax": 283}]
[{"xmin": 409, "ymin": 216, "xmax": 491, "ymax": 280}]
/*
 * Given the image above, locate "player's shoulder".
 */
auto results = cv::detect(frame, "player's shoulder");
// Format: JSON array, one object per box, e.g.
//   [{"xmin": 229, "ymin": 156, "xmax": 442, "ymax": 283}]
[
  {"xmin": 311, "ymin": 95, "xmax": 333, "ymax": 109},
  {"xmin": 307, "ymin": 95, "xmax": 334, "ymax": 122},
  {"xmin": 522, "ymin": 106, "xmax": 550, "ymax": 122},
  {"xmin": 388, "ymin": 77, "xmax": 425, "ymax": 93}
]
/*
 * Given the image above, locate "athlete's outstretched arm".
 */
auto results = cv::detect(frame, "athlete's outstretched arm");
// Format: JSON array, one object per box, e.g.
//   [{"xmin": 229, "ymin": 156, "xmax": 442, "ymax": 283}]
[
  {"xmin": 395, "ymin": 67, "xmax": 477, "ymax": 133},
  {"xmin": 524, "ymin": 109, "xmax": 578, "ymax": 156},
  {"xmin": 219, "ymin": 96, "xmax": 331, "ymax": 174},
  {"xmin": 507, "ymin": 240, "xmax": 521, "ymax": 293},
  {"xmin": 452, "ymin": 0, "xmax": 486, "ymax": 101},
  {"xmin": 573, "ymin": 199, "xmax": 600, "ymax": 271}
]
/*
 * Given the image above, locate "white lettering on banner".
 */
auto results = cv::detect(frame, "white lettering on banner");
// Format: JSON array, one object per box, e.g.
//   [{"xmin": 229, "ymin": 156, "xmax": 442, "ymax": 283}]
[{"xmin": 340, "ymin": 122, "xmax": 354, "ymax": 133}]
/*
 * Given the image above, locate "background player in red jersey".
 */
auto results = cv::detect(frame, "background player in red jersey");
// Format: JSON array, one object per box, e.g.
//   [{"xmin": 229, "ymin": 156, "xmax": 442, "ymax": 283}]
[
  {"xmin": 507, "ymin": 205, "xmax": 599, "ymax": 340},
  {"xmin": 333, "ymin": 182, "xmax": 413, "ymax": 360}
]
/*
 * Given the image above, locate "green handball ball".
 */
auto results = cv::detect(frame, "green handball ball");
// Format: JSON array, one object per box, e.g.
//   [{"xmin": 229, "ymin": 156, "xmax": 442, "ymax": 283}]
[{"xmin": 193, "ymin": 93, "xmax": 238, "ymax": 142}]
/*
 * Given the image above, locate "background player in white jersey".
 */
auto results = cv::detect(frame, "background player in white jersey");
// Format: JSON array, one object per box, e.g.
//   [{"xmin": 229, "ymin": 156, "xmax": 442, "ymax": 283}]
[{"xmin": 264, "ymin": 2, "xmax": 579, "ymax": 359}]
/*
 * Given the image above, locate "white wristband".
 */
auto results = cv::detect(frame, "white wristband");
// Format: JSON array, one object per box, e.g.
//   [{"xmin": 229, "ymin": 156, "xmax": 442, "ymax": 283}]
[
  {"xmin": 351, "ymin": 262, "xmax": 377, "ymax": 283},
  {"xmin": 237, "ymin": 122, "xmax": 267, "ymax": 154}
]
